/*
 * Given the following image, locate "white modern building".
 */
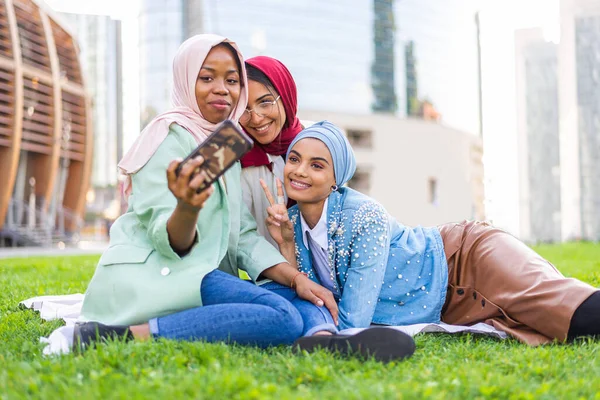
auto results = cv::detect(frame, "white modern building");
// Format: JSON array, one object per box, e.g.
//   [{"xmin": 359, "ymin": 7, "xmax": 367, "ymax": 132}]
[
  {"xmin": 514, "ymin": 0, "xmax": 600, "ymax": 242},
  {"xmin": 300, "ymin": 111, "xmax": 485, "ymax": 227},
  {"xmin": 559, "ymin": 0, "xmax": 600, "ymax": 241},
  {"xmin": 514, "ymin": 28, "xmax": 561, "ymax": 243}
]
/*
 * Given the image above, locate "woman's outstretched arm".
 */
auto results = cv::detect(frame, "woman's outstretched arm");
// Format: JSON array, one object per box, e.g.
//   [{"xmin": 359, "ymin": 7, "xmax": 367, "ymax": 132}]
[
  {"xmin": 131, "ymin": 128, "xmax": 211, "ymax": 258},
  {"xmin": 165, "ymin": 157, "xmax": 213, "ymax": 254}
]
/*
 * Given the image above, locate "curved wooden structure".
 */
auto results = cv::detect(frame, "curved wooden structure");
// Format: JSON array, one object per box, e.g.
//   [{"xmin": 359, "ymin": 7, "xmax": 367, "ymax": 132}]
[{"xmin": 0, "ymin": 0, "xmax": 92, "ymax": 244}]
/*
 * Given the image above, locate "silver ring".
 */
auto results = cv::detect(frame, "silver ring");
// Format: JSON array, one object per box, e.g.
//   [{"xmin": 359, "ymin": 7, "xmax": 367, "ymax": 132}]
[{"xmin": 277, "ymin": 196, "xmax": 285, "ymax": 205}]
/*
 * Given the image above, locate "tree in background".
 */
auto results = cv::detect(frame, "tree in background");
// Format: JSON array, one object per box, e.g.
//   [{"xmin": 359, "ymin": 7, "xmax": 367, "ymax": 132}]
[
  {"xmin": 405, "ymin": 40, "xmax": 419, "ymax": 116},
  {"xmin": 405, "ymin": 41, "xmax": 441, "ymax": 122}
]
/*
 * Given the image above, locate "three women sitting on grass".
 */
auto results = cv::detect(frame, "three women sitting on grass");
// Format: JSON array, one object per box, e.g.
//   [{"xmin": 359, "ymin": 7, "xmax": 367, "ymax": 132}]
[
  {"xmin": 74, "ymin": 34, "xmax": 414, "ymax": 363},
  {"xmin": 75, "ymin": 33, "xmax": 599, "ymax": 360}
]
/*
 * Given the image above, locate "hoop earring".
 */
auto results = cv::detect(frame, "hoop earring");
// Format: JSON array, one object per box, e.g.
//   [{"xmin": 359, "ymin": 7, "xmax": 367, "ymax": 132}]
[{"xmin": 331, "ymin": 185, "xmax": 338, "ymax": 192}]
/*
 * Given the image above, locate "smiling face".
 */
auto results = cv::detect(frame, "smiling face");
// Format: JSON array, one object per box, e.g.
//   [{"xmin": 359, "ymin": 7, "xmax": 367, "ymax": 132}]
[
  {"xmin": 284, "ymin": 138, "xmax": 336, "ymax": 205},
  {"xmin": 240, "ymin": 80, "xmax": 286, "ymax": 145},
  {"xmin": 195, "ymin": 44, "xmax": 242, "ymax": 124}
]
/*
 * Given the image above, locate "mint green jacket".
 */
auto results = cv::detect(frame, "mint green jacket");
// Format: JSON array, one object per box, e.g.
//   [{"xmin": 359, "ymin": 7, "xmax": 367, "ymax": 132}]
[{"xmin": 80, "ymin": 124, "xmax": 286, "ymax": 326}]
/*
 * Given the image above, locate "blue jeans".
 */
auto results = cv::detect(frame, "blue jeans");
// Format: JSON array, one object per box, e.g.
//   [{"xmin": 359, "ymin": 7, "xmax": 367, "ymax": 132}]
[
  {"xmin": 149, "ymin": 270, "xmax": 303, "ymax": 347},
  {"xmin": 261, "ymin": 281, "xmax": 337, "ymax": 336}
]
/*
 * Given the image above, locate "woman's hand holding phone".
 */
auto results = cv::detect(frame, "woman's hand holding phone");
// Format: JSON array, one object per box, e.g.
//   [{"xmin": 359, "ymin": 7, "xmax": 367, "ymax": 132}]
[{"xmin": 167, "ymin": 156, "xmax": 214, "ymax": 214}]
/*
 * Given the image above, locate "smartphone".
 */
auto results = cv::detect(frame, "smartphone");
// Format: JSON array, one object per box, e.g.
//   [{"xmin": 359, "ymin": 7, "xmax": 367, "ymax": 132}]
[{"xmin": 175, "ymin": 120, "xmax": 254, "ymax": 192}]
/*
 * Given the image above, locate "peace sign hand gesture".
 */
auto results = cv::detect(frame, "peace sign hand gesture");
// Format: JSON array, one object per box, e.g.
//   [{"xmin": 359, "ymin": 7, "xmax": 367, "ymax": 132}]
[{"xmin": 260, "ymin": 178, "xmax": 294, "ymax": 246}]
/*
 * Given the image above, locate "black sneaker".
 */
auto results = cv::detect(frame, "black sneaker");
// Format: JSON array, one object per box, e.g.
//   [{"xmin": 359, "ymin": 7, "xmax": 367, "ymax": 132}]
[
  {"xmin": 293, "ymin": 327, "xmax": 416, "ymax": 363},
  {"xmin": 72, "ymin": 321, "xmax": 134, "ymax": 351}
]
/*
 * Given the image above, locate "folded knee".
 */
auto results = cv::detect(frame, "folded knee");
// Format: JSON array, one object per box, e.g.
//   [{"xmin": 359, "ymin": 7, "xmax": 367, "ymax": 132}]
[{"xmin": 269, "ymin": 295, "xmax": 304, "ymax": 343}]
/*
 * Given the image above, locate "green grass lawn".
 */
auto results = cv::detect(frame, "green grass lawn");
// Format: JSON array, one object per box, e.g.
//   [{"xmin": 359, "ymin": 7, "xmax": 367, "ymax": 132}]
[{"xmin": 1, "ymin": 243, "xmax": 599, "ymax": 399}]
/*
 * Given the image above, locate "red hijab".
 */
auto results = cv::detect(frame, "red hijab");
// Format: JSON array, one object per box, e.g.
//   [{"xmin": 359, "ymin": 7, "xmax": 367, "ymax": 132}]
[{"xmin": 240, "ymin": 56, "xmax": 303, "ymax": 169}]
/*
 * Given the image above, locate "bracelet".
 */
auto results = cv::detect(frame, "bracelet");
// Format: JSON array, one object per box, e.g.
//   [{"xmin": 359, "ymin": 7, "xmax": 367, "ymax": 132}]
[{"xmin": 290, "ymin": 271, "xmax": 309, "ymax": 289}]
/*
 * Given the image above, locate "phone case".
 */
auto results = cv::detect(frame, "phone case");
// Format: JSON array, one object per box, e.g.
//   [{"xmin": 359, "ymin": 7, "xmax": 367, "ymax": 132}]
[{"xmin": 175, "ymin": 120, "xmax": 254, "ymax": 192}]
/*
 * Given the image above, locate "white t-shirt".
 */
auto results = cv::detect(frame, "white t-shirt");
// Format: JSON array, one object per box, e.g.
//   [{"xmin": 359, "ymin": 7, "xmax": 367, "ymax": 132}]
[
  {"xmin": 240, "ymin": 153, "xmax": 287, "ymax": 250},
  {"xmin": 240, "ymin": 120, "xmax": 315, "ymax": 250},
  {"xmin": 299, "ymin": 198, "xmax": 329, "ymax": 251}
]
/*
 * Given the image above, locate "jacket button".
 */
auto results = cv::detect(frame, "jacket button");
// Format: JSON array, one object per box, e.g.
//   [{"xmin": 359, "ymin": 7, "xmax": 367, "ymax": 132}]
[
  {"xmin": 457, "ymin": 289, "xmax": 465, "ymax": 295},
  {"xmin": 160, "ymin": 267, "xmax": 170, "ymax": 276}
]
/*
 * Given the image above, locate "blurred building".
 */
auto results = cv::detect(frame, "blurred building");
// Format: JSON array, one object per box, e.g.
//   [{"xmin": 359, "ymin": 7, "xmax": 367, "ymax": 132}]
[
  {"xmin": 59, "ymin": 13, "xmax": 123, "ymax": 225},
  {"xmin": 514, "ymin": 28, "xmax": 561, "ymax": 243},
  {"xmin": 372, "ymin": 0, "xmax": 397, "ymax": 113},
  {"xmin": 300, "ymin": 110, "xmax": 485, "ymax": 226},
  {"xmin": 515, "ymin": 0, "xmax": 600, "ymax": 242},
  {"xmin": 139, "ymin": 0, "xmax": 374, "ymax": 125},
  {"xmin": 395, "ymin": 0, "xmax": 480, "ymax": 135},
  {"xmin": 139, "ymin": 0, "xmax": 480, "ymax": 133},
  {"xmin": 559, "ymin": 0, "xmax": 600, "ymax": 241},
  {"xmin": 138, "ymin": 0, "xmax": 188, "ymax": 127},
  {"xmin": 137, "ymin": 0, "xmax": 484, "ymax": 223},
  {"xmin": 0, "ymin": 0, "xmax": 92, "ymax": 246}
]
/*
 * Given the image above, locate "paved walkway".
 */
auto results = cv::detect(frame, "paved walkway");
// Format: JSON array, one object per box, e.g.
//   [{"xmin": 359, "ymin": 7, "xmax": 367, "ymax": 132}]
[{"xmin": 0, "ymin": 241, "xmax": 108, "ymax": 259}]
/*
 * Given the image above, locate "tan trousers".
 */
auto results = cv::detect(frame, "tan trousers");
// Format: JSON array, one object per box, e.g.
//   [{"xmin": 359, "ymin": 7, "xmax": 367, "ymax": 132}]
[{"xmin": 439, "ymin": 221, "xmax": 598, "ymax": 346}]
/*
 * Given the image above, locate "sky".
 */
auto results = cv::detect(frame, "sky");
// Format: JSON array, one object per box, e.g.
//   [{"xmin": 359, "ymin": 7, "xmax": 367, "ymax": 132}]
[{"xmin": 43, "ymin": 0, "xmax": 560, "ymax": 235}]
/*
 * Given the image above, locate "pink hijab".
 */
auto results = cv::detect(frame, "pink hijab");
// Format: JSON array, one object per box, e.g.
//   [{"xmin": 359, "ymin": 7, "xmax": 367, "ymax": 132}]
[{"xmin": 118, "ymin": 34, "xmax": 248, "ymax": 197}]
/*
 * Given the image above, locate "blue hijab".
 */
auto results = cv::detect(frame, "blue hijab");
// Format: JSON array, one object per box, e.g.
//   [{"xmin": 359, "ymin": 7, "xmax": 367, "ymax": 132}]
[{"xmin": 286, "ymin": 121, "xmax": 357, "ymax": 187}]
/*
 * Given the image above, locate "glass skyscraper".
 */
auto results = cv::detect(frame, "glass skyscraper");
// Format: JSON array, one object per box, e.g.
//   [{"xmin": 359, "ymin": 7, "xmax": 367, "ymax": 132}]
[
  {"xmin": 138, "ymin": 0, "xmax": 480, "ymax": 135},
  {"xmin": 559, "ymin": 0, "xmax": 600, "ymax": 241},
  {"xmin": 515, "ymin": 28, "xmax": 561, "ymax": 243},
  {"xmin": 61, "ymin": 13, "xmax": 122, "ymax": 189},
  {"xmin": 574, "ymin": 14, "xmax": 600, "ymax": 239},
  {"xmin": 139, "ymin": 0, "xmax": 185, "ymax": 127},
  {"xmin": 139, "ymin": 0, "xmax": 373, "ymax": 125}
]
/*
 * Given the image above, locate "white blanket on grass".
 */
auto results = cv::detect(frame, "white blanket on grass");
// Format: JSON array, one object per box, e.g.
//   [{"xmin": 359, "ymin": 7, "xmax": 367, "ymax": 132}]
[{"xmin": 20, "ymin": 294, "xmax": 507, "ymax": 356}]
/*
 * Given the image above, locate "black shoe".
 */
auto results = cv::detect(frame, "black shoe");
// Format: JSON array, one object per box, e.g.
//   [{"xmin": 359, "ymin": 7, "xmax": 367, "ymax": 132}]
[
  {"xmin": 73, "ymin": 321, "xmax": 134, "ymax": 351},
  {"xmin": 293, "ymin": 327, "xmax": 416, "ymax": 363}
]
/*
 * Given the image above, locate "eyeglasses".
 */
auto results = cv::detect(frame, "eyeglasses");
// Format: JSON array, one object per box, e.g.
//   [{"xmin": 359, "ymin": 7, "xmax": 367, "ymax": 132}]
[{"xmin": 240, "ymin": 96, "xmax": 280, "ymax": 124}]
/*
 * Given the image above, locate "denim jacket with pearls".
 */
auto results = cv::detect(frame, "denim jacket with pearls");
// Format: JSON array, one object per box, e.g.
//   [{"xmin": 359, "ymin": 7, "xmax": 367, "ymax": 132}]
[{"xmin": 288, "ymin": 187, "xmax": 448, "ymax": 330}]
